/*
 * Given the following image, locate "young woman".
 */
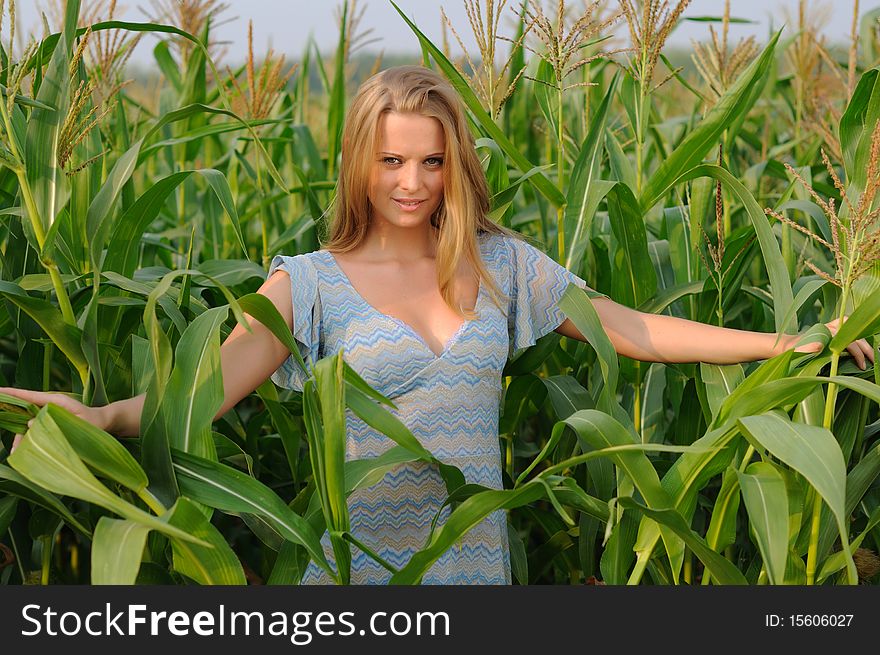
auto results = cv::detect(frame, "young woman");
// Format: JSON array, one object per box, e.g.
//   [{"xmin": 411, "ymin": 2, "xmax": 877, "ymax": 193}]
[{"xmin": 2, "ymin": 66, "xmax": 875, "ymax": 585}]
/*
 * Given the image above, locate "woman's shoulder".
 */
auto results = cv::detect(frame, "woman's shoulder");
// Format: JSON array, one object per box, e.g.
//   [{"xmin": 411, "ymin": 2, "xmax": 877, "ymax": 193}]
[
  {"xmin": 478, "ymin": 229, "xmax": 545, "ymax": 263},
  {"xmin": 268, "ymin": 250, "xmax": 327, "ymax": 280},
  {"xmin": 478, "ymin": 229, "xmax": 516, "ymax": 252}
]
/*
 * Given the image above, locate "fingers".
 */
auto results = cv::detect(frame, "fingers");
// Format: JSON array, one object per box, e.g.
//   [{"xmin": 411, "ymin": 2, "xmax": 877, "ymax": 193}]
[
  {"xmin": 822, "ymin": 316, "xmax": 877, "ymax": 370},
  {"xmin": 846, "ymin": 342, "xmax": 865, "ymax": 370},
  {"xmin": 858, "ymin": 338, "xmax": 876, "ymax": 365},
  {"xmin": 844, "ymin": 338, "xmax": 877, "ymax": 370},
  {"xmin": 0, "ymin": 387, "xmax": 49, "ymax": 406},
  {"xmin": 9, "ymin": 419, "xmax": 34, "ymax": 454},
  {"xmin": 0, "ymin": 387, "xmax": 70, "ymax": 410},
  {"xmin": 793, "ymin": 340, "xmax": 822, "ymax": 354}
]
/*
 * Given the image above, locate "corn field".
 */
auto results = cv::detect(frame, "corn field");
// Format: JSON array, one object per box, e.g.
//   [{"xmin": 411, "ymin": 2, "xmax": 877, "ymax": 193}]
[{"xmin": 0, "ymin": 0, "xmax": 879, "ymax": 586}]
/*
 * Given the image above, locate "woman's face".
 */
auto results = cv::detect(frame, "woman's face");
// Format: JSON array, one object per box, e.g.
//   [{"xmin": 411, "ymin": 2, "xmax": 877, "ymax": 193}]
[{"xmin": 367, "ymin": 111, "xmax": 445, "ymax": 233}]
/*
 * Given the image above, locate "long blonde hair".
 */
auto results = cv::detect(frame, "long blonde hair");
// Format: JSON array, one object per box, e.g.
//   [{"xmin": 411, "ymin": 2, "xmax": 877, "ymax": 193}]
[{"xmin": 325, "ymin": 65, "xmax": 509, "ymax": 317}]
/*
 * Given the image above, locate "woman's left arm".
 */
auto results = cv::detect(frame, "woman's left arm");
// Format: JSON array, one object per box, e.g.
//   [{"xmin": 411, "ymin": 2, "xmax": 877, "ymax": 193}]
[{"xmin": 555, "ymin": 296, "xmax": 876, "ymax": 369}]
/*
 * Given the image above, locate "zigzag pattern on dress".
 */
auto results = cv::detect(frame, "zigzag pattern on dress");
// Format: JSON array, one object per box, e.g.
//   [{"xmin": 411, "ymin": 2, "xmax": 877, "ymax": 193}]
[{"xmin": 268, "ymin": 232, "xmax": 586, "ymax": 585}]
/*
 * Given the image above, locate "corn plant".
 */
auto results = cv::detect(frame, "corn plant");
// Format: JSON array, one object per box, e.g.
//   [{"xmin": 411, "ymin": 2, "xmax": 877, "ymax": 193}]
[{"xmin": 0, "ymin": 0, "xmax": 879, "ymax": 586}]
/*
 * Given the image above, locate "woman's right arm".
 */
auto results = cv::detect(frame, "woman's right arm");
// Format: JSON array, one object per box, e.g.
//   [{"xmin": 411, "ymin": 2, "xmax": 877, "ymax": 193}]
[{"xmin": 5, "ymin": 269, "xmax": 297, "ymax": 440}]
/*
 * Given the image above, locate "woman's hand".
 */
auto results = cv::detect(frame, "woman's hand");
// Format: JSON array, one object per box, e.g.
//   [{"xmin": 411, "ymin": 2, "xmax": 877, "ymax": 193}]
[
  {"xmin": 0, "ymin": 387, "xmax": 109, "ymax": 453},
  {"xmin": 788, "ymin": 317, "xmax": 876, "ymax": 370}
]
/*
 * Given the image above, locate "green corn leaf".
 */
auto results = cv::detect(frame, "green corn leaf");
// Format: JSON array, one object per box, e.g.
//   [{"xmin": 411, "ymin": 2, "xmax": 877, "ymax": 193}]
[
  {"xmin": 256, "ymin": 380, "xmax": 302, "ymax": 484},
  {"xmin": 312, "ymin": 352, "xmax": 351, "ymax": 583},
  {"xmin": 152, "ymin": 40, "xmax": 181, "ymax": 90},
  {"xmin": 630, "ymin": 354, "xmax": 800, "ymax": 582},
  {"xmin": 636, "ymin": 280, "xmax": 705, "ymax": 313},
  {"xmin": 817, "ymin": 504, "xmax": 880, "ymax": 584},
  {"xmin": 43, "ymin": 403, "xmax": 148, "ymax": 493},
  {"xmin": 140, "ymin": 272, "xmax": 181, "ymax": 507},
  {"xmin": 345, "ymin": 382, "xmax": 466, "ymax": 496},
  {"xmin": 166, "ymin": 496, "xmax": 247, "ymax": 585},
  {"xmin": 86, "ymin": 139, "xmax": 142, "ymax": 275},
  {"xmin": 736, "ymin": 462, "xmax": 789, "ymax": 585},
  {"xmin": 840, "ymin": 67, "xmax": 879, "ymax": 193},
  {"xmin": 140, "ymin": 118, "xmax": 280, "ymax": 158},
  {"xmin": 237, "ymin": 292, "xmax": 308, "ymax": 376},
  {"xmin": 658, "ymin": 164, "xmax": 794, "ymax": 333},
  {"xmin": 0, "ymin": 496, "xmax": 17, "ymax": 536},
  {"xmin": 561, "ymin": 409, "xmax": 682, "ymax": 581},
  {"xmin": 639, "ymin": 30, "xmax": 780, "ymax": 213},
  {"xmin": 91, "ymin": 517, "xmax": 151, "ymax": 585},
  {"xmin": 139, "ymin": 269, "xmax": 248, "ymax": 506},
  {"xmin": 0, "ymin": 281, "xmax": 89, "ymax": 381},
  {"xmin": 267, "ymin": 541, "xmax": 306, "ymax": 585},
  {"xmin": 618, "ymin": 497, "xmax": 748, "ymax": 585},
  {"xmin": 326, "ymin": 0, "xmax": 348, "ymax": 177},
  {"xmin": 389, "ymin": 483, "xmax": 546, "ymax": 584},
  {"xmin": 162, "ymin": 306, "xmax": 228, "ymax": 460},
  {"xmin": 0, "ymin": 464, "xmax": 91, "ymax": 537},
  {"xmin": 629, "ymin": 420, "xmax": 741, "ymax": 583},
  {"xmin": 564, "ymin": 74, "xmax": 619, "ymax": 271},
  {"xmin": 0, "ymin": 84, "xmax": 53, "ymax": 110},
  {"xmin": 727, "ymin": 376, "xmax": 880, "ymax": 428},
  {"xmin": 541, "ymin": 375, "xmax": 594, "ymax": 421},
  {"xmin": 607, "ymin": 183, "xmax": 658, "ymax": 308},
  {"xmin": 8, "ymin": 408, "xmax": 206, "ymax": 546},
  {"xmin": 600, "ymin": 511, "xmax": 638, "ymax": 584},
  {"xmin": 104, "ymin": 169, "xmax": 248, "ymax": 276},
  {"xmin": 737, "ymin": 413, "xmax": 855, "ymax": 584},
  {"xmin": 23, "ymin": 0, "xmax": 80, "ymax": 238},
  {"xmin": 344, "ymin": 446, "xmax": 420, "ymax": 494},
  {"xmin": 477, "ymin": 138, "xmax": 510, "ymax": 199},
  {"xmin": 558, "ymin": 285, "xmax": 627, "ymax": 423},
  {"xmin": 774, "ymin": 278, "xmax": 828, "ymax": 344},
  {"xmin": 196, "ymin": 169, "xmax": 249, "ymax": 261},
  {"xmin": 503, "ymin": 332, "xmax": 561, "ymax": 376},
  {"xmin": 345, "ymin": 384, "xmax": 430, "ymax": 460},
  {"xmin": 170, "ymin": 448, "xmax": 334, "ymax": 580},
  {"xmin": 0, "ymin": 391, "xmax": 38, "ymax": 431},
  {"xmin": 713, "ymin": 350, "xmax": 794, "ymax": 426},
  {"xmin": 104, "ymin": 171, "xmax": 191, "ymax": 276},
  {"xmin": 703, "ymin": 467, "xmax": 742, "ymax": 559},
  {"xmin": 80, "ymin": 287, "xmax": 108, "ymax": 406},
  {"xmin": 193, "ymin": 260, "xmax": 266, "ymax": 288},
  {"xmin": 500, "ymin": 374, "xmax": 547, "ymax": 434},
  {"xmin": 819, "ymin": 442, "xmax": 880, "ymax": 557},
  {"xmin": 699, "ymin": 363, "xmax": 744, "ymax": 421}
]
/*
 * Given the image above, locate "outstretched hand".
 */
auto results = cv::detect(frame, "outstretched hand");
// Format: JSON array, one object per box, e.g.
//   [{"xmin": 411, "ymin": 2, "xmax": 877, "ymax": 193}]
[
  {"xmin": 0, "ymin": 387, "xmax": 107, "ymax": 453},
  {"xmin": 790, "ymin": 317, "xmax": 876, "ymax": 370}
]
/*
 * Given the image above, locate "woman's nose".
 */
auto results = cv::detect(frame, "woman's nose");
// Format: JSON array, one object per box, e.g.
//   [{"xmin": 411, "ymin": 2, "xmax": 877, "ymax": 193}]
[{"xmin": 398, "ymin": 161, "xmax": 422, "ymax": 191}]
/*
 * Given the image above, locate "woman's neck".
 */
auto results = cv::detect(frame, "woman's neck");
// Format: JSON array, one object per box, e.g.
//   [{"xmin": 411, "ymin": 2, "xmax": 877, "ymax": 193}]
[{"xmin": 359, "ymin": 221, "xmax": 438, "ymax": 262}]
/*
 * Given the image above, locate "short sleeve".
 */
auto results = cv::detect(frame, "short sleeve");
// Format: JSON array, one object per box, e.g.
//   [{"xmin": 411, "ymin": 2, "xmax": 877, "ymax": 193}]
[
  {"xmin": 267, "ymin": 253, "xmax": 321, "ymax": 392},
  {"xmin": 506, "ymin": 236, "xmax": 605, "ymax": 352}
]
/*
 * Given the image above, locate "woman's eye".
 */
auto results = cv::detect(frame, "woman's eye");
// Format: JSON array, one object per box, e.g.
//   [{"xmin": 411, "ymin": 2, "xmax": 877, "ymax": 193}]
[
  {"xmin": 425, "ymin": 157, "xmax": 443, "ymax": 167},
  {"xmin": 382, "ymin": 157, "xmax": 401, "ymax": 165}
]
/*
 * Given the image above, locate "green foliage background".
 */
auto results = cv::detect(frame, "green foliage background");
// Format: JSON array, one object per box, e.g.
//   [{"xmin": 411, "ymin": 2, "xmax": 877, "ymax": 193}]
[{"xmin": 1, "ymin": 0, "xmax": 879, "ymax": 585}]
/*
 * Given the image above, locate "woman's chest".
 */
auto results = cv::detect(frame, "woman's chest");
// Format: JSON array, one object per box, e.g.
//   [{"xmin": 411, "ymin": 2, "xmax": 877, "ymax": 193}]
[
  {"xmin": 332, "ymin": 258, "xmax": 479, "ymax": 357},
  {"xmin": 317, "ymin": 266, "xmax": 508, "ymax": 397}
]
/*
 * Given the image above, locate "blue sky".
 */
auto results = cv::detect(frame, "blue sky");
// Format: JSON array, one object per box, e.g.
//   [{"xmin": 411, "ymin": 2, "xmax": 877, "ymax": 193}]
[{"xmin": 20, "ymin": 0, "xmax": 870, "ymax": 66}]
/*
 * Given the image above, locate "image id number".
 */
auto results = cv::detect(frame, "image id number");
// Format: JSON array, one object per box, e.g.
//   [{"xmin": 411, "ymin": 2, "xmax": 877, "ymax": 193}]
[{"xmin": 765, "ymin": 614, "xmax": 853, "ymax": 627}]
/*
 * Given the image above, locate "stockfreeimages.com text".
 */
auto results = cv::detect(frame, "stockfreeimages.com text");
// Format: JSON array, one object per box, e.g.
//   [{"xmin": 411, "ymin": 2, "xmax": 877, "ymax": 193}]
[{"xmin": 21, "ymin": 603, "xmax": 451, "ymax": 644}]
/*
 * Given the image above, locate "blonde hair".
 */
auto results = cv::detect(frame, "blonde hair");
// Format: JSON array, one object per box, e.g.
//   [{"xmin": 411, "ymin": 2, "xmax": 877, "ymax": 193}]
[{"xmin": 325, "ymin": 65, "xmax": 510, "ymax": 317}]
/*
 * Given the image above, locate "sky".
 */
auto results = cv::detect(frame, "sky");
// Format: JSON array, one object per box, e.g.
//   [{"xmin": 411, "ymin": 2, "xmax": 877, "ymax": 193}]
[{"xmin": 16, "ymin": 0, "xmax": 872, "ymax": 67}]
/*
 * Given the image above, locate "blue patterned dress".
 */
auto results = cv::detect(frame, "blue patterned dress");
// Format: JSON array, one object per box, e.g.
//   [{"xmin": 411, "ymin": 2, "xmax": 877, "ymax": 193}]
[{"xmin": 268, "ymin": 232, "xmax": 587, "ymax": 584}]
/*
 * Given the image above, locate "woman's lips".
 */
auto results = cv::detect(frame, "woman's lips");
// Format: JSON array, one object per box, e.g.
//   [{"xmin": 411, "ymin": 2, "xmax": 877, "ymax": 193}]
[{"xmin": 393, "ymin": 199, "xmax": 425, "ymax": 211}]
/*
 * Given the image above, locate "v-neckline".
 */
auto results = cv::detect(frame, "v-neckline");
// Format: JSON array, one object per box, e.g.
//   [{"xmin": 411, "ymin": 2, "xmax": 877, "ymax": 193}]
[{"xmin": 322, "ymin": 250, "xmax": 482, "ymax": 359}]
